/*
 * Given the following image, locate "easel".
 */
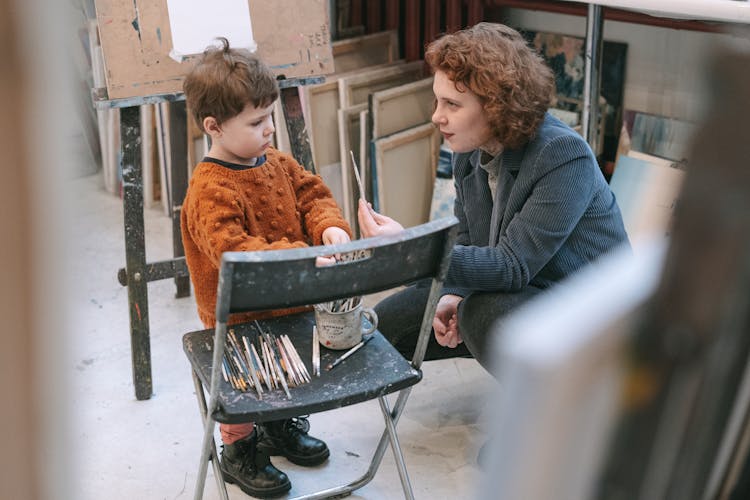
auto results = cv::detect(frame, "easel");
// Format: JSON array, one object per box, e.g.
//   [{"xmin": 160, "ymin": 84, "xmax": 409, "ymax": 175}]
[
  {"xmin": 92, "ymin": 0, "xmax": 333, "ymax": 400},
  {"xmin": 92, "ymin": 78, "xmax": 321, "ymax": 401}
]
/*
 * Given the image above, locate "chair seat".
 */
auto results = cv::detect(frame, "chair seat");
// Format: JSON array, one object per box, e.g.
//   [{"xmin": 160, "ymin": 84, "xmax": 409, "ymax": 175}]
[{"xmin": 182, "ymin": 311, "xmax": 422, "ymax": 424}]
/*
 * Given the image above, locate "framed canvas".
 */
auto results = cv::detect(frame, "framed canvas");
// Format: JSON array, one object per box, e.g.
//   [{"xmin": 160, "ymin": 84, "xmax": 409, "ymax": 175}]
[
  {"xmin": 337, "ymin": 103, "xmax": 368, "ymax": 230},
  {"xmin": 520, "ymin": 29, "xmax": 628, "ymax": 164},
  {"xmin": 609, "ymin": 155, "xmax": 685, "ymax": 248},
  {"xmin": 272, "ymin": 99, "xmax": 291, "ymax": 154},
  {"xmin": 155, "ymin": 102, "xmax": 172, "ymax": 216},
  {"xmin": 302, "ymin": 61, "xmax": 408, "ymax": 171},
  {"xmin": 338, "ymin": 60, "xmax": 426, "ymax": 108},
  {"xmin": 359, "ymin": 108, "xmax": 371, "ymax": 202},
  {"xmin": 317, "ymin": 162, "xmax": 345, "ymax": 219},
  {"xmin": 140, "ymin": 104, "xmax": 156, "ymax": 208},
  {"xmin": 626, "ymin": 150, "xmax": 680, "ymax": 169},
  {"xmin": 302, "ymin": 62, "xmax": 410, "ymax": 215},
  {"xmin": 371, "ymin": 122, "xmax": 440, "ymax": 228},
  {"xmin": 429, "ymin": 176, "xmax": 456, "ymax": 222},
  {"xmin": 332, "ymin": 30, "xmax": 399, "ymax": 73},
  {"xmin": 301, "ymin": 78, "xmax": 346, "ymax": 211},
  {"xmin": 303, "ymin": 79, "xmax": 342, "ymax": 169},
  {"xmin": 629, "ymin": 110, "xmax": 697, "ymax": 164},
  {"xmin": 185, "ymin": 102, "xmax": 209, "ymax": 176},
  {"xmin": 370, "ymin": 77, "xmax": 434, "ymax": 139}
]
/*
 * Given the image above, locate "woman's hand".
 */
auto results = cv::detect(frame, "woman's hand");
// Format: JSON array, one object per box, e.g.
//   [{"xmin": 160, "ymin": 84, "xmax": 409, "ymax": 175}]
[
  {"xmin": 433, "ymin": 294, "xmax": 463, "ymax": 348},
  {"xmin": 357, "ymin": 199, "xmax": 404, "ymax": 238}
]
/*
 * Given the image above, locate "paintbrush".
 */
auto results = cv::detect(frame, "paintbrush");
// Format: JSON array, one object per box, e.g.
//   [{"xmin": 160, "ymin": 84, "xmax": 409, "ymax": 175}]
[
  {"xmin": 312, "ymin": 326, "xmax": 320, "ymax": 377},
  {"xmin": 282, "ymin": 334, "xmax": 310, "ymax": 383},
  {"xmin": 263, "ymin": 332, "xmax": 292, "ymax": 399},
  {"xmin": 325, "ymin": 335, "xmax": 374, "ymax": 371},
  {"xmin": 349, "ymin": 150, "xmax": 366, "ymax": 202}
]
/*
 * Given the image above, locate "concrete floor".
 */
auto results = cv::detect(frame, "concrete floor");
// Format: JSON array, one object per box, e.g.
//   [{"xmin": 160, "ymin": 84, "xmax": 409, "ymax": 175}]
[{"xmin": 70, "ymin": 172, "xmax": 495, "ymax": 499}]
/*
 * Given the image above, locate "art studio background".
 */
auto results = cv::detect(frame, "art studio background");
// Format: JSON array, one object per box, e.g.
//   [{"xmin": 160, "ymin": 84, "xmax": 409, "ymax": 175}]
[{"xmin": 4, "ymin": 1, "xmax": 750, "ymax": 499}]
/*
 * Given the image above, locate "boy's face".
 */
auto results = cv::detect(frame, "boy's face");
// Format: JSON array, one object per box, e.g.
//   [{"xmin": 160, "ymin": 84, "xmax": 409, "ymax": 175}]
[{"xmin": 206, "ymin": 101, "xmax": 276, "ymax": 165}]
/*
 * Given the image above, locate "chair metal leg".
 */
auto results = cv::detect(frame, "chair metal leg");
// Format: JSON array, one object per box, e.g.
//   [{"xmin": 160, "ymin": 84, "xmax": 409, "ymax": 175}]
[
  {"xmin": 285, "ymin": 388, "xmax": 415, "ymax": 500},
  {"xmin": 379, "ymin": 395, "xmax": 415, "ymax": 499},
  {"xmin": 190, "ymin": 370, "xmax": 229, "ymax": 500},
  {"xmin": 361, "ymin": 388, "xmax": 413, "ymax": 480},
  {"xmin": 194, "ymin": 412, "xmax": 218, "ymax": 500},
  {"xmin": 187, "ymin": 371, "xmax": 414, "ymax": 500},
  {"xmin": 190, "ymin": 322, "xmax": 231, "ymax": 499},
  {"xmin": 337, "ymin": 388, "xmax": 415, "ymax": 496}
]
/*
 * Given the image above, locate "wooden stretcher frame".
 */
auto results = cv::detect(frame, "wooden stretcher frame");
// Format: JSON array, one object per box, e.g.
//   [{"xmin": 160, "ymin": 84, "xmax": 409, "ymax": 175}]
[
  {"xmin": 359, "ymin": 108, "xmax": 371, "ymax": 202},
  {"xmin": 303, "ymin": 61, "xmax": 407, "ymax": 169},
  {"xmin": 332, "ymin": 30, "xmax": 399, "ymax": 73},
  {"xmin": 300, "ymin": 78, "xmax": 348, "ymax": 213},
  {"xmin": 372, "ymin": 122, "xmax": 440, "ymax": 228},
  {"xmin": 302, "ymin": 61, "xmax": 411, "ymax": 219},
  {"xmin": 272, "ymin": 100, "xmax": 291, "ymax": 154},
  {"xmin": 338, "ymin": 60, "xmax": 426, "ymax": 108},
  {"xmin": 337, "ymin": 102, "xmax": 368, "ymax": 230},
  {"xmin": 304, "ymin": 79, "xmax": 342, "ymax": 169},
  {"xmin": 370, "ymin": 77, "xmax": 435, "ymax": 139}
]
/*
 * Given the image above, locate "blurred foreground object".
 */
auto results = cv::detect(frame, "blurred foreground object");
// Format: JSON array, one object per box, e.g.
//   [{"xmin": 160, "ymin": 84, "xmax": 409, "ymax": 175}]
[{"xmin": 481, "ymin": 38, "xmax": 750, "ymax": 500}]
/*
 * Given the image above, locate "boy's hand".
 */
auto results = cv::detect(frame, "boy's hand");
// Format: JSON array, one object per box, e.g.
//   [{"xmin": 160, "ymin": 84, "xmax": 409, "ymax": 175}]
[
  {"xmin": 357, "ymin": 199, "xmax": 404, "ymax": 238},
  {"xmin": 315, "ymin": 255, "xmax": 337, "ymax": 267},
  {"xmin": 318, "ymin": 227, "xmax": 350, "ymax": 266},
  {"xmin": 322, "ymin": 226, "xmax": 351, "ymax": 245}
]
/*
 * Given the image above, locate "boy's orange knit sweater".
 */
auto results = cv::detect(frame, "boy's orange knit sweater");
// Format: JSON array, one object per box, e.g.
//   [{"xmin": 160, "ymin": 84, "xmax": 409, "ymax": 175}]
[{"xmin": 181, "ymin": 147, "xmax": 351, "ymax": 328}]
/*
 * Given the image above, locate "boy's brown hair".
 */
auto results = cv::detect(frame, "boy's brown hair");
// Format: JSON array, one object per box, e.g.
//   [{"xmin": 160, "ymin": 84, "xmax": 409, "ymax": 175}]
[
  {"xmin": 183, "ymin": 37, "xmax": 279, "ymax": 133},
  {"xmin": 425, "ymin": 23, "xmax": 554, "ymax": 150}
]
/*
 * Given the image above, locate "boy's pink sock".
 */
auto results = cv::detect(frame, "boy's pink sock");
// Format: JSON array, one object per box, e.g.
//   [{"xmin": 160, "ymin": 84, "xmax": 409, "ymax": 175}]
[{"xmin": 220, "ymin": 422, "xmax": 255, "ymax": 445}]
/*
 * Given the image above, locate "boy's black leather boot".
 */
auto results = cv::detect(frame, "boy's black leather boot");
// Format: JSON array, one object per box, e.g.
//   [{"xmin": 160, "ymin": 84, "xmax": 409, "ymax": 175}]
[
  {"xmin": 257, "ymin": 417, "xmax": 330, "ymax": 466},
  {"xmin": 220, "ymin": 430, "xmax": 291, "ymax": 498}
]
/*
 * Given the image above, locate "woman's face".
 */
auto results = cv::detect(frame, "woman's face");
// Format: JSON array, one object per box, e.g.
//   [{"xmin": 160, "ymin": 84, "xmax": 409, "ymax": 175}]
[{"xmin": 432, "ymin": 70, "xmax": 500, "ymax": 154}]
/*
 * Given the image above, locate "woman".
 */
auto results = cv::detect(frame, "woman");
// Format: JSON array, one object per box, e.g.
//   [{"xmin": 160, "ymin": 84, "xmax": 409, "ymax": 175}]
[{"xmin": 358, "ymin": 22, "xmax": 629, "ymax": 368}]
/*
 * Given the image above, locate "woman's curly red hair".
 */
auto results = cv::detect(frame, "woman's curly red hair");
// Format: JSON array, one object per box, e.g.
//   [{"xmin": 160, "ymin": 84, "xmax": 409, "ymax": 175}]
[{"xmin": 425, "ymin": 23, "xmax": 554, "ymax": 150}]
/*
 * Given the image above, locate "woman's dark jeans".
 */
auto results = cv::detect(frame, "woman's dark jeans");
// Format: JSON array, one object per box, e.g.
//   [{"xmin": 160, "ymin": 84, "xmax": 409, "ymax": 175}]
[{"xmin": 374, "ymin": 279, "xmax": 544, "ymax": 369}]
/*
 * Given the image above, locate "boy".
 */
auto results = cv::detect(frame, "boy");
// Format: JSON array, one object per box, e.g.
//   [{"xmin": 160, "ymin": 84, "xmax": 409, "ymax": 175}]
[{"xmin": 181, "ymin": 38, "xmax": 351, "ymax": 498}]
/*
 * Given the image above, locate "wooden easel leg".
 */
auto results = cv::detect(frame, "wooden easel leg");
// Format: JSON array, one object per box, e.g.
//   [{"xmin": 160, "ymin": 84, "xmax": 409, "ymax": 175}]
[{"xmin": 120, "ymin": 105, "xmax": 153, "ymax": 400}]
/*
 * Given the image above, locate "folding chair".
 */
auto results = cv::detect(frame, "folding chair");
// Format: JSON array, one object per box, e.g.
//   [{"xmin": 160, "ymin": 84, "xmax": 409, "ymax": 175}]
[{"xmin": 182, "ymin": 216, "xmax": 458, "ymax": 499}]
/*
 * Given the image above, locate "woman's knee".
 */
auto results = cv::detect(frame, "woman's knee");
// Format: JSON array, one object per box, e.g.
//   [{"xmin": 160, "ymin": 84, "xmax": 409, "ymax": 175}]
[
  {"xmin": 457, "ymin": 288, "xmax": 544, "ymax": 364},
  {"xmin": 374, "ymin": 283, "xmax": 430, "ymax": 344}
]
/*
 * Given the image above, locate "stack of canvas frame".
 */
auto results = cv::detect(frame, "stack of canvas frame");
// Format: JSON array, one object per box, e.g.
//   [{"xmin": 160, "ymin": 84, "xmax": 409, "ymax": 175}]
[
  {"xmin": 88, "ymin": 19, "xmax": 120, "ymax": 196},
  {"xmin": 302, "ymin": 30, "xmax": 438, "ymax": 234},
  {"xmin": 368, "ymin": 78, "xmax": 438, "ymax": 230}
]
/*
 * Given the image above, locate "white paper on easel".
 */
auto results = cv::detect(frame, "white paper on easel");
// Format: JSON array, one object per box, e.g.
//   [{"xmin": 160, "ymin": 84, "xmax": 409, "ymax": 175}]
[{"xmin": 166, "ymin": 0, "xmax": 257, "ymax": 62}]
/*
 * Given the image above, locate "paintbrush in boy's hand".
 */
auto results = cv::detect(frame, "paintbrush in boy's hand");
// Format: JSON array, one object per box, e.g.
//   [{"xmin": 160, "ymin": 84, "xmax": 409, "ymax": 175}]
[{"xmin": 349, "ymin": 150, "xmax": 367, "ymax": 202}]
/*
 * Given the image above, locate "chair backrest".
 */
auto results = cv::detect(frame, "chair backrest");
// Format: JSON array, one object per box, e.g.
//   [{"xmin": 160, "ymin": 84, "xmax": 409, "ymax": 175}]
[{"xmin": 215, "ymin": 217, "xmax": 459, "ymax": 323}]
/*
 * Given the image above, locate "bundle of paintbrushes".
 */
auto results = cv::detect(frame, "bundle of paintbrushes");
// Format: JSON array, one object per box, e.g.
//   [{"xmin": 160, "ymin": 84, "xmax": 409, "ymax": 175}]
[
  {"xmin": 320, "ymin": 295, "xmax": 361, "ymax": 314},
  {"xmin": 220, "ymin": 321, "xmax": 311, "ymax": 400},
  {"xmin": 318, "ymin": 248, "xmax": 372, "ymax": 313}
]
